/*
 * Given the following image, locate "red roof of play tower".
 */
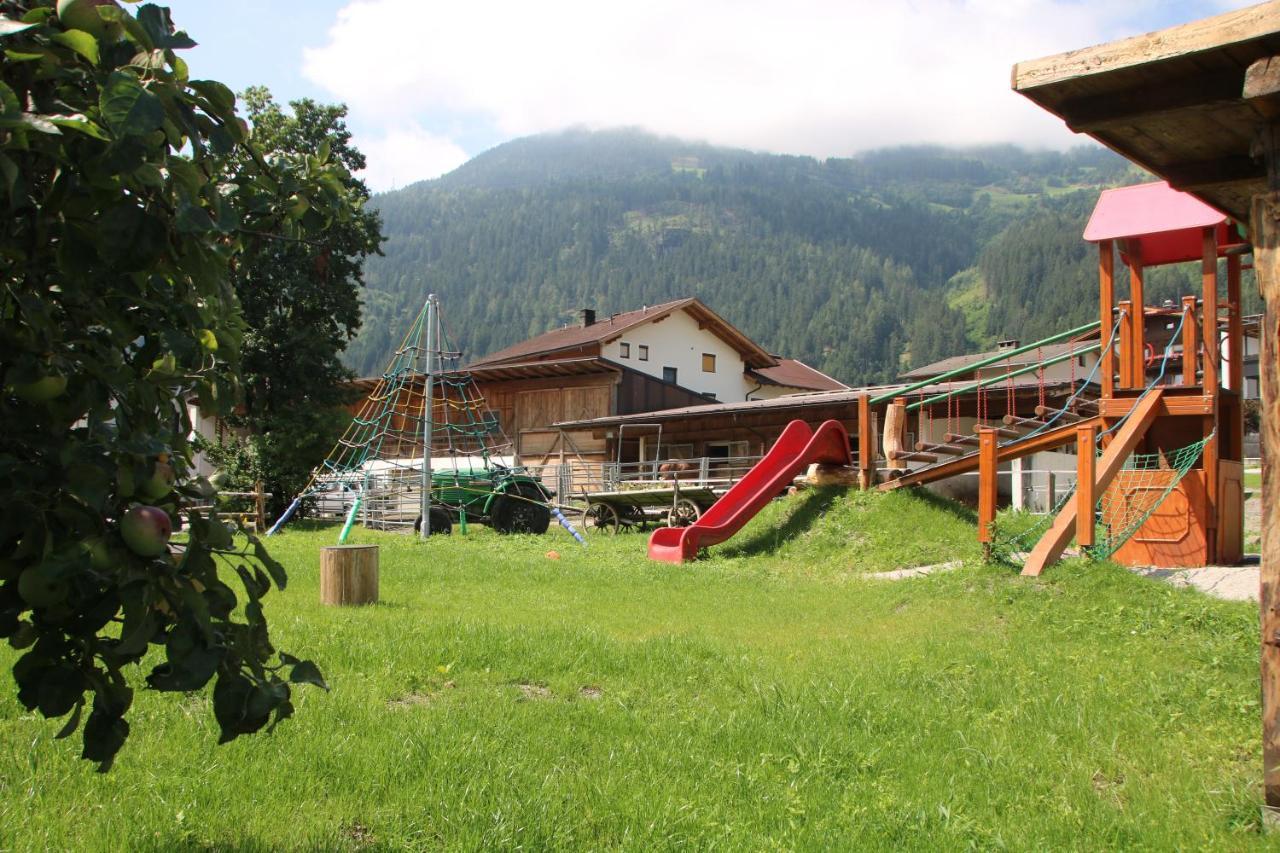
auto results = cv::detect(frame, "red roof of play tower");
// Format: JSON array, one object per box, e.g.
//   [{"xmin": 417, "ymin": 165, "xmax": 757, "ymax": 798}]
[{"xmin": 1083, "ymin": 181, "xmax": 1237, "ymax": 267}]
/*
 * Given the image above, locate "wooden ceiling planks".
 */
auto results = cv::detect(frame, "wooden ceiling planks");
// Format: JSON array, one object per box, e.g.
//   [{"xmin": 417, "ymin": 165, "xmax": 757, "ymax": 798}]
[{"xmin": 1013, "ymin": 1, "xmax": 1280, "ymax": 222}]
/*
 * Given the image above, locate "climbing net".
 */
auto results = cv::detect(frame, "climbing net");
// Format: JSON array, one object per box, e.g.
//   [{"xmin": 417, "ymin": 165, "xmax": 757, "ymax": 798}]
[{"xmin": 269, "ymin": 296, "xmax": 516, "ymax": 534}]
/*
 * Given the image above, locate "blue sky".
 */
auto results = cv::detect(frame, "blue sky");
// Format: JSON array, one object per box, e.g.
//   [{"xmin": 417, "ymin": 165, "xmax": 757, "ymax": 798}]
[{"xmin": 161, "ymin": 0, "xmax": 1253, "ymax": 193}]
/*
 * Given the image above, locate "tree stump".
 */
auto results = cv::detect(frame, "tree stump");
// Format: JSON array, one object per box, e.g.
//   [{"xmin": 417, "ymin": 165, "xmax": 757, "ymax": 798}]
[{"xmin": 320, "ymin": 545, "xmax": 378, "ymax": 606}]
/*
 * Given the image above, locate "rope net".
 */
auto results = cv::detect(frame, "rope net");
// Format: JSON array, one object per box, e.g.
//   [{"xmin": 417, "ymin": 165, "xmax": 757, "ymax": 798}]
[{"xmin": 280, "ymin": 297, "xmax": 518, "ymax": 532}]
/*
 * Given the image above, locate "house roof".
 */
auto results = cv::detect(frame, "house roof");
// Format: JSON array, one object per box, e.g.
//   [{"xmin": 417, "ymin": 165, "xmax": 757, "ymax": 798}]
[
  {"xmin": 749, "ymin": 359, "xmax": 848, "ymax": 391},
  {"xmin": 1084, "ymin": 181, "xmax": 1238, "ymax": 266},
  {"xmin": 900, "ymin": 342, "xmax": 1084, "ymax": 381},
  {"xmin": 1011, "ymin": 2, "xmax": 1280, "ymax": 224},
  {"xmin": 468, "ymin": 297, "xmax": 778, "ymax": 369}
]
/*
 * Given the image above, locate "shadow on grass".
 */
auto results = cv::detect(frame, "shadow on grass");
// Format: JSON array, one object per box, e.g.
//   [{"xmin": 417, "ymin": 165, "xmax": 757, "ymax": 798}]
[
  {"xmin": 715, "ymin": 487, "xmax": 845, "ymax": 559},
  {"xmin": 905, "ymin": 488, "xmax": 978, "ymax": 526}
]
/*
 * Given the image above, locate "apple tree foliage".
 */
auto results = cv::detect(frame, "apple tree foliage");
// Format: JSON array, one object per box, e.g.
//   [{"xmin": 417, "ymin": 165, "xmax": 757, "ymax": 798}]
[
  {"xmin": 0, "ymin": 0, "xmax": 337, "ymax": 769},
  {"xmin": 207, "ymin": 88, "xmax": 383, "ymax": 520}
]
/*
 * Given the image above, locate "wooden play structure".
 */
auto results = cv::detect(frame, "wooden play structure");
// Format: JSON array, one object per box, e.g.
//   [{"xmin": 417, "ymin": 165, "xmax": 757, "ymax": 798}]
[{"xmin": 859, "ymin": 181, "xmax": 1247, "ymax": 575}]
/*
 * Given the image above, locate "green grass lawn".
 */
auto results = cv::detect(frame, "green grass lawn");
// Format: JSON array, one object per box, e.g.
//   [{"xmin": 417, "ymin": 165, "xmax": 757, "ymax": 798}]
[{"xmin": 0, "ymin": 489, "xmax": 1267, "ymax": 849}]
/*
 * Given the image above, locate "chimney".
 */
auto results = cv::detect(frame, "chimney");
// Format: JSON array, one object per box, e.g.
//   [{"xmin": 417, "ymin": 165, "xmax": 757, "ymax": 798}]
[
  {"xmin": 996, "ymin": 339, "xmax": 1020, "ymax": 352},
  {"xmin": 579, "ymin": 308, "xmax": 596, "ymax": 328}
]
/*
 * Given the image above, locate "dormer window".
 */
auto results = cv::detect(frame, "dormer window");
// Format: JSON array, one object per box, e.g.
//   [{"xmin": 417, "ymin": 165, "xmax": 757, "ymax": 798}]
[{"xmin": 619, "ymin": 342, "xmax": 630, "ymax": 358}]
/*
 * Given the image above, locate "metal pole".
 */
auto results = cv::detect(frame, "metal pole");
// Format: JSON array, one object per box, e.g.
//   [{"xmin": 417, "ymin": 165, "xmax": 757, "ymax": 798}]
[{"xmin": 420, "ymin": 294, "xmax": 437, "ymax": 539}]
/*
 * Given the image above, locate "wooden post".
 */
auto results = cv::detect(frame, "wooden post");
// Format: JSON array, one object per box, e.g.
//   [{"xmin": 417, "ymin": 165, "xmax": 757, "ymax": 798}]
[
  {"xmin": 1182, "ymin": 295, "xmax": 1199, "ymax": 386},
  {"xmin": 1046, "ymin": 471, "xmax": 1056, "ymax": 512},
  {"xmin": 1118, "ymin": 299, "xmax": 1134, "ymax": 389},
  {"xmin": 254, "ymin": 480, "xmax": 266, "ymax": 532},
  {"xmin": 882, "ymin": 397, "xmax": 907, "ymax": 466},
  {"xmin": 1203, "ymin": 226, "xmax": 1220, "ymax": 393},
  {"xmin": 1099, "ymin": 240, "xmax": 1115, "ymax": 399},
  {"xmin": 1255, "ymin": 188, "xmax": 1280, "ymax": 817},
  {"xmin": 1229, "ymin": 253, "xmax": 1244, "ymax": 394},
  {"xmin": 1126, "ymin": 242, "xmax": 1146, "ymax": 388},
  {"xmin": 977, "ymin": 428, "xmax": 998, "ymax": 560},
  {"xmin": 1075, "ymin": 424, "xmax": 1097, "ymax": 548},
  {"xmin": 320, "ymin": 545, "xmax": 379, "ymax": 606},
  {"xmin": 857, "ymin": 395, "xmax": 874, "ymax": 489}
]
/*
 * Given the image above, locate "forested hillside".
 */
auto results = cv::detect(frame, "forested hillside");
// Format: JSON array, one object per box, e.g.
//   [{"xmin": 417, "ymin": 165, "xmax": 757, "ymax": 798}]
[{"xmin": 346, "ymin": 129, "xmax": 1250, "ymax": 386}]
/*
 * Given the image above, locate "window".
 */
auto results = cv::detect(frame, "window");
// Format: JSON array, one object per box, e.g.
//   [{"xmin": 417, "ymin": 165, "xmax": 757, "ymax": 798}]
[
  {"xmin": 702, "ymin": 353, "xmax": 716, "ymax": 373},
  {"xmin": 619, "ymin": 342, "xmax": 630, "ymax": 358},
  {"xmin": 638, "ymin": 344, "xmax": 649, "ymax": 361},
  {"xmin": 663, "ymin": 366, "xmax": 678, "ymax": 384}
]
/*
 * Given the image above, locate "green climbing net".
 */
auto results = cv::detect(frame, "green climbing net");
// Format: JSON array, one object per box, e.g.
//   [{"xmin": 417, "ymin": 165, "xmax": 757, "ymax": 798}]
[{"xmin": 992, "ymin": 433, "xmax": 1213, "ymax": 564}]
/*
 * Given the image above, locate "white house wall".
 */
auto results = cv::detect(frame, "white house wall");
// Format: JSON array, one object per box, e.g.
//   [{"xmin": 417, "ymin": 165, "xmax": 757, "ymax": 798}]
[{"xmin": 601, "ymin": 309, "xmax": 751, "ymax": 401}]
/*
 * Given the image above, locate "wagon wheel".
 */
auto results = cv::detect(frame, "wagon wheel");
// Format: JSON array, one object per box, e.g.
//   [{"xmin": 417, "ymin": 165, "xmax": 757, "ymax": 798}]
[
  {"xmin": 581, "ymin": 502, "xmax": 619, "ymax": 535},
  {"xmin": 668, "ymin": 498, "xmax": 702, "ymax": 528}
]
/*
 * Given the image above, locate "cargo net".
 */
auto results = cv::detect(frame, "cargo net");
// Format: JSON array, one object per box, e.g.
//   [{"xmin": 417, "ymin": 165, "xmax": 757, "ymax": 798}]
[
  {"xmin": 992, "ymin": 434, "xmax": 1212, "ymax": 564},
  {"xmin": 269, "ymin": 297, "xmax": 514, "ymax": 534}
]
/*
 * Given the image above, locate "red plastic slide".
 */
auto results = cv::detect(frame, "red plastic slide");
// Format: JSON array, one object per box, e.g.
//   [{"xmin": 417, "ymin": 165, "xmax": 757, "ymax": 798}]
[{"xmin": 647, "ymin": 419, "xmax": 852, "ymax": 564}]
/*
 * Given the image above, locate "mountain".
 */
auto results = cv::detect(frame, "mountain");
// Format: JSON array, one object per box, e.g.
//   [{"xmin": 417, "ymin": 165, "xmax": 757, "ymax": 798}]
[{"xmin": 345, "ymin": 128, "xmax": 1237, "ymax": 387}]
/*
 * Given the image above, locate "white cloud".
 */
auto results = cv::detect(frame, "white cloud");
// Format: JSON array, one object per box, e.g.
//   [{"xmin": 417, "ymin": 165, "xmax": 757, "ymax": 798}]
[
  {"xmin": 304, "ymin": 0, "xmax": 1248, "ymax": 176},
  {"xmin": 354, "ymin": 124, "xmax": 469, "ymax": 191}
]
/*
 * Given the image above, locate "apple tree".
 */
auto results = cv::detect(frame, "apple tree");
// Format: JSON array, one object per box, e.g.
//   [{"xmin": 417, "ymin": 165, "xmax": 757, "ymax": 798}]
[{"xmin": 0, "ymin": 0, "xmax": 341, "ymax": 768}]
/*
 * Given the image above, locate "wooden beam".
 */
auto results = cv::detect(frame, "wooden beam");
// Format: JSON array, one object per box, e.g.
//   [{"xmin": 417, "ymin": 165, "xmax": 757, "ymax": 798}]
[
  {"xmin": 1128, "ymin": 246, "xmax": 1146, "ymax": 388},
  {"xmin": 1118, "ymin": 299, "xmax": 1134, "ymax": 388},
  {"xmin": 1164, "ymin": 155, "xmax": 1267, "ymax": 192},
  {"xmin": 1183, "ymin": 295, "xmax": 1200, "ymax": 386},
  {"xmin": 1064, "ymin": 68, "xmax": 1245, "ymax": 132},
  {"xmin": 1098, "ymin": 395, "xmax": 1215, "ymax": 416},
  {"xmin": 1100, "ymin": 241, "xmax": 1116, "ymax": 399},
  {"xmin": 857, "ymin": 394, "xmax": 874, "ymax": 489},
  {"xmin": 977, "ymin": 429, "xmax": 998, "ymax": 556},
  {"xmin": 1021, "ymin": 390, "xmax": 1165, "ymax": 576},
  {"xmin": 1012, "ymin": 3, "xmax": 1280, "ymax": 92},
  {"xmin": 1075, "ymin": 424, "xmax": 1098, "ymax": 548},
  {"xmin": 1252, "ymin": 187, "xmax": 1280, "ymax": 815}
]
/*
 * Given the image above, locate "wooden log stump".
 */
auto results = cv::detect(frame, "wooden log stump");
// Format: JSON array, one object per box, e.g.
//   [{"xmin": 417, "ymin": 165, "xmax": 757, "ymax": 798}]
[
  {"xmin": 320, "ymin": 545, "xmax": 379, "ymax": 606},
  {"xmin": 806, "ymin": 463, "xmax": 859, "ymax": 487}
]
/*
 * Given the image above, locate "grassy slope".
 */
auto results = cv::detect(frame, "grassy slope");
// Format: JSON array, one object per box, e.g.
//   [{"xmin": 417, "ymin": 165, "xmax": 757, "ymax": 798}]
[{"xmin": 0, "ymin": 489, "xmax": 1265, "ymax": 850}]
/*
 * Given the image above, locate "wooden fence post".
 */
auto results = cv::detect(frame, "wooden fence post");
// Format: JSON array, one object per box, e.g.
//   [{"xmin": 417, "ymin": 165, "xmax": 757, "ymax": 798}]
[
  {"xmin": 977, "ymin": 428, "xmax": 998, "ymax": 560},
  {"xmin": 1075, "ymin": 424, "xmax": 1097, "ymax": 548}
]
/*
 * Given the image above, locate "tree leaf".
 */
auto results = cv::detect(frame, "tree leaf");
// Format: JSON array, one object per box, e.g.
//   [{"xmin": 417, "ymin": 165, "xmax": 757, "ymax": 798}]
[
  {"xmin": 288, "ymin": 659, "xmax": 328, "ymax": 690},
  {"xmin": 52, "ymin": 30, "xmax": 99, "ymax": 65},
  {"xmin": 99, "ymin": 71, "xmax": 164, "ymax": 137},
  {"xmin": 48, "ymin": 114, "xmax": 110, "ymax": 140},
  {"xmin": 0, "ymin": 81, "xmax": 18, "ymax": 117},
  {"xmin": 20, "ymin": 113, "xmax": 62, "ymax": 135},
  {"xmin": 54, "ymin": 699, "xmax": 84, "ymax": 739}
]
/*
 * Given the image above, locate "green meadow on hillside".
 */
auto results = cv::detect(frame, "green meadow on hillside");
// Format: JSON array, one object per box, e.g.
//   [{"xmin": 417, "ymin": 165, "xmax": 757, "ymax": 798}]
[{"xmin": 0, "ymin": 490, "xmax": 1265, "ymax": 850}]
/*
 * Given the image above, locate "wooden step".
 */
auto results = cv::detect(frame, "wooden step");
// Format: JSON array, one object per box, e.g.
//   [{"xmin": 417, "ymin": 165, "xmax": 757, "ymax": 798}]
[
  {"xmin": 945, "ymin": 433, "xmax": 980, "ymax": 447},
  {"xmin": 915, "ymin": 441, "xmax": 966, "ymax": 456},
  {"xmin": 1003, "ymin": 414, "xmax": 1050, "ymax": 430},
  {"xmin": 890, "ymin": 451, "xmax": 938, "ymax": 464},
  {"xmin": 1034, "ymin": 405, "xmax": 1082, "ymax": 422}
]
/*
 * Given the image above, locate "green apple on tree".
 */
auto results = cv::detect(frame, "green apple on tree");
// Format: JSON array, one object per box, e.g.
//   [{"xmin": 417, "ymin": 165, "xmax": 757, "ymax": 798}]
[
  {"xmin": 119, "ymin": 505, "xmax": 172, "ymax": 557},
  {"xmin": 56, "ymin": 0, "xmax": 123, "ymax": 40}
]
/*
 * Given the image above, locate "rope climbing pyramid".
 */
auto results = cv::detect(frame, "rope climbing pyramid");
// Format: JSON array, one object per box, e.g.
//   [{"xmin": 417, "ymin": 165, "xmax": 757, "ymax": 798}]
[{"xmin": 268, "ymin": 294, "xmax": 522, "ymax": 538}]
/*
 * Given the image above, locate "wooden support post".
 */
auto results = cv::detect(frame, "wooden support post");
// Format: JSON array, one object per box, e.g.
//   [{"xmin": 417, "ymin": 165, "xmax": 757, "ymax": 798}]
[
  {"xmin": 320, "ymin": 545, "xmax": 379, "ymax": 606},
  {"xmin": 1182, "ymin": 295, "xmax": 1199, "ymax": 386},
  {"xmin": 857, "ymin": 395, "xmax": 874, "ymax": 489},
  {"xmin": 882, "ymin": 397, "xmax": 908, "ymax": 467},
  {"xmin": 254, "ymin": 481, "xmax": 266, "ymax": 532},
  {"xmin": 1203, "ymin": 226, "xmax": 1220, "ymax": 393},
  {"xmin": 1099, "ymin": 240, "xmax": 1115, "ymax": 399},
  {"xmin": 1075, "ymin": 424, "xmax": 1097, "ymax": 548},
  {"xmin": 1118, "ymin": 299, "xmax": 1134, "ymax": 388},
  {"xmin": 1229, "ymin": 254, "xmax": 1244, "ymax": 394},
  {"xmin": 977, "ymin": 428, "xmax": 998, "ymax": 560},
  {"xmin": 1126, "ymin": 242, "xmax": 1146, "ymax": 387},
  {"xmin": 1255, "ymin": 187, "xmax": 1280, "ymax": 818}
]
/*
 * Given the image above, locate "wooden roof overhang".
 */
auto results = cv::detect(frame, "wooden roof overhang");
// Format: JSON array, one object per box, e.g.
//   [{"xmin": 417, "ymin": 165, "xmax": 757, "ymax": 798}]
[
  {"xmin": 1012, "ymin": 1, "xmax": 1280, "ymax": 223},
  {"xmin": 464, "ymin": 357, "xmax": 620, "ymax": 382}
]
